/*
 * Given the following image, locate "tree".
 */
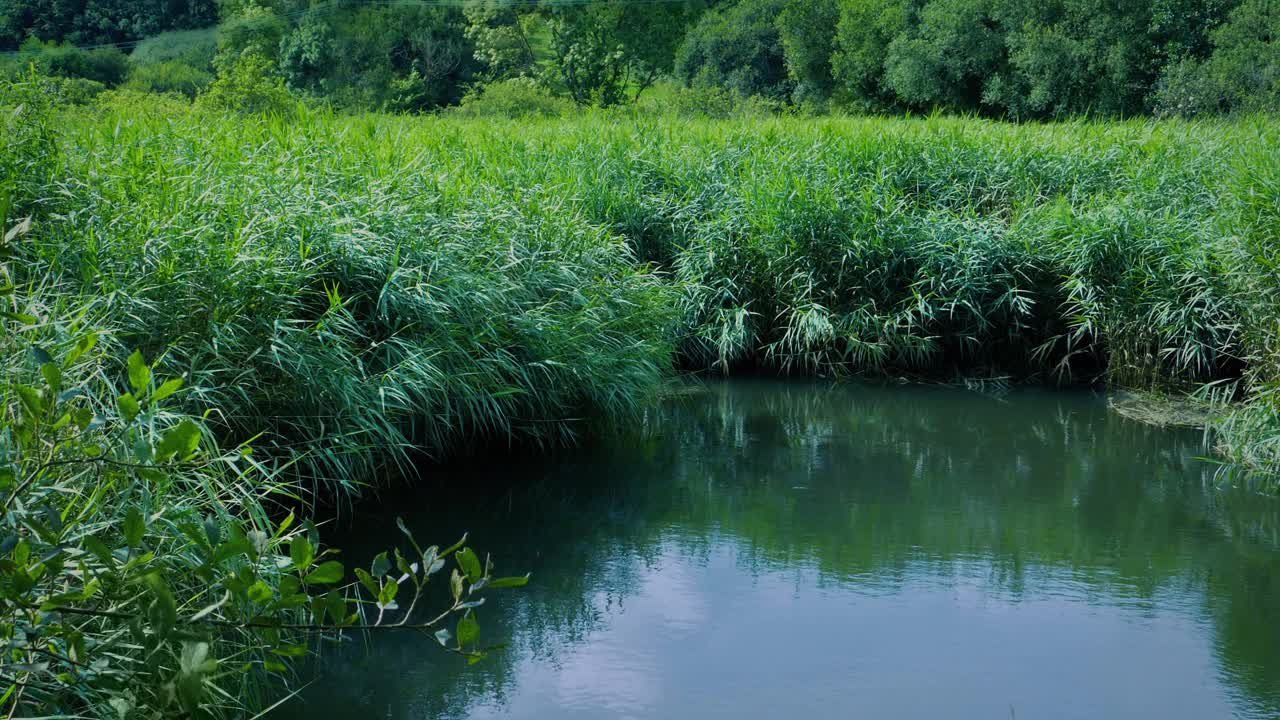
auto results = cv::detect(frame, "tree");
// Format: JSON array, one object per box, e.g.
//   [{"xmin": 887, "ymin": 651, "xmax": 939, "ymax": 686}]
[
  {"xmin": 278, "ymin": 12, "xmax": 332, "ymax": 95},
  {"xmin": 881, "ymin": 0, "xmax": 1004, "ymax": 111},
  {"xmin": 540, "ymin": 0, "xmax": 694, "ymax": 105},
  {"xmin": 463, "ymin": 0, "xmax": 539, "ymax": 81},
  {"xmin": 0, "ymin": 0, "xmax": 217, "ymax": 50},
  {"xmin": 829, "ymin": 0, "xmax": 1233, "ymax": 118},
  {"xmin": 777, "ymin": 0, "xmax": 840, "ymax": 104},
  {"xmin": 675, "ymin": 0, "xmax": 792, "ymax": 101},
  {"xmin": 831, "ymin": 0, "xmax": 918, "ymax": 110},
  {"xmin": 1155, "ymin": 0, "xmax": 1280, "ymax": 115},
  {"xmin": 2, "ymin": 38, "xmax": 128, "ymax": 84},
  {"xmin": 279, "ymin": 5, "xmax": 476, "ymax": 111},
  {"xmin": 212, "ymin": 2, "xmax": 286, "ymax": 73},
  {"xmin": 199, "ymin": 48, "xmax": 293, "ymax": 114},
  {"xmin": 984, "ymin": 0, "xmax": 1170, "ymax": 118}
]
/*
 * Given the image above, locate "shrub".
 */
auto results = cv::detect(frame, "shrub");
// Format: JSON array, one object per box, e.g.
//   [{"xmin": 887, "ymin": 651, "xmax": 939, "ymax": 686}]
[
  {"xmin": 95, "ymin": 87, "xmax": 194, "ymax": 114},
  {"xmin": 3, "ymin": 40, "xmax": 129, "ymax": 86},
  {"xmin": 35, "ymin": 104, "xmax": 678, "ymax": 496},
  {"xmin": 279, "ymin": 5, "xmax": 476, "ymax": 112},
  {"xmin": 0, "ymin": 330, "xmax": 522, "ymax": 716},
  {"xmin": 656, "ymin": 82, "xmax": 783, "ymax": 119},
  {"xmin": 130, "ymin": 28, "xmax": 218, "ymax": 70},
  {"xmin": 0, "ymin": 75, "xmax": 59, "ymax": 215},
  {"xmin": 125, "ymin": 60, "xmax": 213, "ymax": 98},
  {"xmin": 453, "ymin": 78, "xmax": 573, "ymax": 118},
  {"xmin": 198, "ymin": 52, "xmax": 294, "ymax": 116}
]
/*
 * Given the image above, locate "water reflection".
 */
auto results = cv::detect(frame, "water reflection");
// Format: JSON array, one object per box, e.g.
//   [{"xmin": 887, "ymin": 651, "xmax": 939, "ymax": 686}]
[{"xmin": 282, "ymin": 380, "xmax": 1280, "ymax": 719}]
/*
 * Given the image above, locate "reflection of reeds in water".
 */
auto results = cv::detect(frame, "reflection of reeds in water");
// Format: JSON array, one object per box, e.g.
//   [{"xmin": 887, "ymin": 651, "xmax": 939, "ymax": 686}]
[{"xmin": 290, "ymin": 382, "xmax": 1280, "ymax": 719}]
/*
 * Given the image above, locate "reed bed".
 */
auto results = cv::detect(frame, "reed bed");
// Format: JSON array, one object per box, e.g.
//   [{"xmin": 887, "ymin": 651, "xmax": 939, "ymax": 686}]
[{"xmin": 19, "ymin": 97, "xmax": 1280, "ymax": 490}]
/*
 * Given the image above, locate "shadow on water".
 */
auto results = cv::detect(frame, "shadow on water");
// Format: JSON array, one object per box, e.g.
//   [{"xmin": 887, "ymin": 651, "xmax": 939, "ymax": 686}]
[{"xmin": 279, "ymin": 380, "xmax": 1280, "ymax": 719}]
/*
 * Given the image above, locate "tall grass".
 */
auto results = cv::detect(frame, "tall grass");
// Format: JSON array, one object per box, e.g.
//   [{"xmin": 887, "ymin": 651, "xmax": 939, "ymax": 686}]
[
  {"xmin": 3, "ymin": 81, "xmax": 531, "ymax": 718},
  {"xmin": 27, "ymin": 102, "xmax": 676, "ymax": 498},
  {"xmin": 22, "ymin": 94, "xmax": 1280, "ymax": 492}
]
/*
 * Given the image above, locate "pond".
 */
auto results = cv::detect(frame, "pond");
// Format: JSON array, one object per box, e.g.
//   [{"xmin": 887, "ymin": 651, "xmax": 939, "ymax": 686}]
[{"xmin": 281, "ymin": 380, "xmax": 1280, "ymax": 719}]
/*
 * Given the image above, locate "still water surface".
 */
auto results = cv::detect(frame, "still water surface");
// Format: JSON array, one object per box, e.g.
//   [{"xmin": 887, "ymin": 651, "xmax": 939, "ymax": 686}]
[{"xmin": 284, "ymin": 381, "xmax": 1280, "ymax": 719}]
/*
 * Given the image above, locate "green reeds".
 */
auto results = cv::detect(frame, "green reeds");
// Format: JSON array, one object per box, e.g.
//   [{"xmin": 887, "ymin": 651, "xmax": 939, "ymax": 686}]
[{"xmin": 21, "ymin": 97, "xmax": 1280, "ymax": 489}]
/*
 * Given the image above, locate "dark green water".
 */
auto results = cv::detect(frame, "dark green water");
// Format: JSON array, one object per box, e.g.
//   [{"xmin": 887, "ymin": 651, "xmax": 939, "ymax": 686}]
[{"xmin": 283, "ymin": 381, "xmax": 1280, "ymax": 719}]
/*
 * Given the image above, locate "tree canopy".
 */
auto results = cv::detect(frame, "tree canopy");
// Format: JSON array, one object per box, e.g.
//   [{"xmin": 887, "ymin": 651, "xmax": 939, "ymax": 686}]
[{"xmin": 1, "ymin": 0, "xmax": 1276, "ymax": 117}]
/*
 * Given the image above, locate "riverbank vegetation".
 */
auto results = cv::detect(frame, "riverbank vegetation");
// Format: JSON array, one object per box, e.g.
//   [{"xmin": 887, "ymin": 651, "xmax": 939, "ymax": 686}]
[
  {"xmin": 2, "ymin": 1, "xmax": 1279, "ymax": 713},
  {"xmin": 12, "ymin": 83, "xmax": 1280, "ymax": 483},
  {"xmin": 4, "ymin": 75, "xmax": 1280, "ymax": 714},
  {"xmin": 1, "ymin": 80, "xmax": 531, "ymax": 718}
]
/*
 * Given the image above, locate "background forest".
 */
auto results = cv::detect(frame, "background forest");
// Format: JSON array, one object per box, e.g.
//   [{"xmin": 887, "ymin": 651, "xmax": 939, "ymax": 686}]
[{"xmin": 1, "ymin": 0, "xmax": 1278, "ymax": 119}]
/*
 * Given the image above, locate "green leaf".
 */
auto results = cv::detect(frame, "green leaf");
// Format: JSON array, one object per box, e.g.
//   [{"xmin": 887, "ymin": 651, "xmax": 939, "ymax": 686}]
[
  {"xmin": 271, "ymin": 644, "xmax": 308, "ymax": 657},
  {"xmin": 440, "ymin": 533, "xmax": 468, "ymax": 557},
  {"xmin": 156, "ymin": 420, "xmax": 201, "ymax": 461},
  {"xmin": 152, "ymin": 377, "xmax": 184, "ymax": 402},
  {"xmin": 370, "ymin": 551, "xmax": 391, "ymax": 578},
  {"xmin": 116, "ymin": 392, "xmax": 140, "ymax": 422},
  {"xmin": 39, "ymin": 363, "xmax": 60, "ymax": 394},
  {"xmin": 203, "ymin": 516, "xmax": 222, "ymax": 547},
  {"xmin": 290, "ymin": 536, "xmax": 314, "ymax": 573},
  {"xmin": 354, "ymin": 568, "xmax": 378, "ymax": 596},
  {"xmin": 180, "ymin": 641, "xmax": 212, "ymax": 674},
  {"xmin": 395, "ymin": 516, "xmax": 424, "ymax": 557},
  {"xmin": 487, "ymin": 575, "xmax": 531, "ymax": 589},
  {"xmin": 395, "ymin": 548, "xmax": 414, "ymax": 578},
  {"xmin": 145, "ymin": 575, "xmax": 178, "ymax": 639},
  {"xmin": 377, "ymin": 578, "xmax": 399, "ymax": 608},
  {"xmin": 450, "ymin": 569, "xmax": 464, "ymax": 602},
  {"xmin": 1, "ymin": 311, "xmax": 37, "ymax": 325},
  {"xmin": 14, "ymin": 539, "xmax": 30, "ymax": 566},
  {"xmin": 455, "ymin": 547, "xmax": 482, "ymax": 583},
  {"xmin": 457, "ymin": 614, "xmax": 479, "ymax": 648},
  {"xmin": 15, "ymin": 385, "xmax": 42, "ymax": 419},
  {"xmin": 310, "ymin": 595, "xmax": 327, "ymax": 625},
  {"xmin": 273, "ymin": 511, "xmax": 295, "ymax": 540},
  {"xmin": 5, "ymin": 216, "xmax": 30, "ymax": 242},
  {"xmin": 64, "ymin": 332, "xmax": 98, "ymax": 366},
  {"xmin": 83, "ymin": 536, "xmax": 115, "ymax": 568},
  {"xmin": 304, "ymin": 560, "xmax": 344, "ymax": 585},
  {"xmin": 127, "ymin": 350, "xmax": 151, "ymax": 393},
  {"xmin": 124, "ymin": 507, "xmax": 145, "ymax": 549},
  {"xmin": 247, "ymin": 581, "xmax": 273, "ymax": 604},
  {"xmin": 324, "ymin": 591, "xmax": 346, "ymax": 626}
]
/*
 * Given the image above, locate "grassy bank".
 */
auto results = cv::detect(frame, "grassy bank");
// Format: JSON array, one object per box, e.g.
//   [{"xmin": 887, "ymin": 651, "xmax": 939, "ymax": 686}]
[
  {"xmin": 33, "ymin": 97, "xmax": 1280, "ymax": 479},
  {"xmin": 4, "ymin": 82, "xmax": 1280, "ymax": 715}
]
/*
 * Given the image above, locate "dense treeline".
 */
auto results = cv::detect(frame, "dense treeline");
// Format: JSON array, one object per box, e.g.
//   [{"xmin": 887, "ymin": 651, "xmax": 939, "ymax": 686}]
[{"xmin": 1, "ymin": 0, "xmax": 1277, "ymax": 117}]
